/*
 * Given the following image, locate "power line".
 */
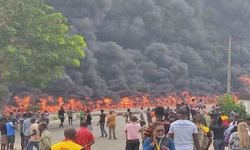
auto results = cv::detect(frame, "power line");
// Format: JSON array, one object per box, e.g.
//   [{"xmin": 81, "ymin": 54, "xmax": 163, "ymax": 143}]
[
  {"xmin": 227, "ymin": 0, "xmax": 246, "ymax": 30},
  {"xmin": 231, "ymin": 1, "xmax": 250, "ymax": 35},
  {"xmin": 237, "ymin": 10, "xmax": 250, "ymax": 36}
]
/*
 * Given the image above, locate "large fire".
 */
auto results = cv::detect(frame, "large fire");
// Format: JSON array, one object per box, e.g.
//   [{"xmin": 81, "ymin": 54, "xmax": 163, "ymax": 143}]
[
  {"xmin": 4, "ymin": 91, "xmax": 222, "ymax": 113},
  {"xmin": 6, "ymin": 75, "xmax": 250, "ymax": 113}
]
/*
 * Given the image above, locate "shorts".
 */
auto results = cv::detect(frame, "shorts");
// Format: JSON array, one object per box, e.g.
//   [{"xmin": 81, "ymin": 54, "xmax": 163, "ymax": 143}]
[
  {"xmin": 7, "ymin": 135, "xmax": 15, "ymax": 144},
  {"xmin": 1, "ymin": 134, "xmax": 7, "ymax": 144}
]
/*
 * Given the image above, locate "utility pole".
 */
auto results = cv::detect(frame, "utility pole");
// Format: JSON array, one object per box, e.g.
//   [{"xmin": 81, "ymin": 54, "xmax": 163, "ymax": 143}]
[{"xmin": 227, "ymin": 36, "xmax": 232, "ymax": 94}]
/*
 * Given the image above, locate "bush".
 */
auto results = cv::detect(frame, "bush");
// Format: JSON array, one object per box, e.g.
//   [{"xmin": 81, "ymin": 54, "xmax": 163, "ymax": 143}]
[{"xmin": 216, "ymin": 94, "xmax": 249, "ymax": 119}]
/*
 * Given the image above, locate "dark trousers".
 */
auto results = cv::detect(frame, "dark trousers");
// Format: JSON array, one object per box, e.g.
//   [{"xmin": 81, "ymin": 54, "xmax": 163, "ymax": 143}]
[
  {"xmin": 59, "ymin": 117, "xmax": 64, "ymax": 127},
  {"xmin": 191, "ymin": 110, "xmax": 196, "ymax": 118},
  {"xmin": 68, "ymin": 117, "xmax": 73, "ymax": 125},
  {"xmin": 213, "ymin": 139, "xmax": 225, "ymax": 150},
  {"xmin": 100, "ymin": 123, "xmax": 107, "ymax": 136},
  {"xmin": 125, "ymin": 139, "xmax": 140, "ymax": 150}
]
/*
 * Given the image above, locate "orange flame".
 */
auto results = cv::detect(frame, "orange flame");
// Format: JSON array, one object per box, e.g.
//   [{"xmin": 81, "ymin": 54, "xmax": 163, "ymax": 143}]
[{"xmin": 4, "ymin": 91, "xmax": 223, "ymax": 113}]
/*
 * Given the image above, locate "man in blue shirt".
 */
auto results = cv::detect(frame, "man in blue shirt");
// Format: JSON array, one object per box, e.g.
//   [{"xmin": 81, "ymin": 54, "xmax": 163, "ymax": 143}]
[{"xmin": 6, "ymin": 117, "xmax": 17, "ymax": 150}]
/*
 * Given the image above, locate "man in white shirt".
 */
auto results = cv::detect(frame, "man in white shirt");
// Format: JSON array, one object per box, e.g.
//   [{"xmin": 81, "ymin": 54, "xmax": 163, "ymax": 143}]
[{"xmin": 168, "ymin": 108, "xmax": 200, "ymax": 150}]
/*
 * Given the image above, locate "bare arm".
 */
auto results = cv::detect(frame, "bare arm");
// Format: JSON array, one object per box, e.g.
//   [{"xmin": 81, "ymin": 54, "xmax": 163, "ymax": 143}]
[{"xmin": 193, "ymin": 133, "xmax": 200, "ymax": 150}]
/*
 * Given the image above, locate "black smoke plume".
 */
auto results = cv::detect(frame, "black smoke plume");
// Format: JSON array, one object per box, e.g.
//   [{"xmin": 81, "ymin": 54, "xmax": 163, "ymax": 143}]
[{"xmin": 8, "ymin": 0, "xmax": 250, "ymax": 103}]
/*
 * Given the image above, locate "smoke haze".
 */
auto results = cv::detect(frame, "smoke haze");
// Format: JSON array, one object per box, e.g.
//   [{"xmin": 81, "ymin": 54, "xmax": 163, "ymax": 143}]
[{"xmin": 8, "ymin": 0, "xmax": 250, "ymax": 102}]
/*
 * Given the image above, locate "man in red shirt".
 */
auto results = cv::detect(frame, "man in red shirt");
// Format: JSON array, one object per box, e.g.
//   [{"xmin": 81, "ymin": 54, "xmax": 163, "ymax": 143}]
[{"xmin": 76, "ymin": 121, "xmax": 95, "ymax": 150}]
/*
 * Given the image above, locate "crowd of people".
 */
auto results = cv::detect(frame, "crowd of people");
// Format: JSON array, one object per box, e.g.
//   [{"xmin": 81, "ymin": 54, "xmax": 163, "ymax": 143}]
[{"xmin": 1, "ymin": 99, "xmax": 250, "ymax": 150}]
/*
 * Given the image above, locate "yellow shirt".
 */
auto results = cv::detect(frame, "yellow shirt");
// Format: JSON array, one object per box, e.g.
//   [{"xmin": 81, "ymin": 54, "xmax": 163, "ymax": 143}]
[
  {"xmin": 51, "ymin": 140, "xmax": 83, "ymax": 150},
  {"xmin": 108, "ymin": 114, "xmax": 117, "ymax": 127}
]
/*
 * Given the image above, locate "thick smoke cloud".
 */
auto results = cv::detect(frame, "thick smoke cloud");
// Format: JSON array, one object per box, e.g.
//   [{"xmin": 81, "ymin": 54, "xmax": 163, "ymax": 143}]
[{"xmin": 9, "ymin": 0, "xmax": 250, "ymax": 101}]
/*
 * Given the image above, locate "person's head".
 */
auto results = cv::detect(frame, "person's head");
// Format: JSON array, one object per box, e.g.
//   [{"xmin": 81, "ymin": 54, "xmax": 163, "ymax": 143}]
[
  {"xmin": 151, "ymin": 121, "xmax": 165, "ymax": 139},
  {"xmin": 7, "ymin": 117, "xmax": 13, "ymax": 122},
  {"xmin": 23, "ymin": 113, "xmax": 27, "ymax": 118},
  {"xmin": 18, "ymin": 109, "xmax": 20, "ymax": 112},
  {"xmin": 109, "ymin": 111, "xmax": 113, "ymax": 114},
  {"xmin": 101, "ymin": 110, "xmax": 104, "ymax": 113},
  {"xmin": 130, "ymin": 116, "xmax": 138, "ymax": 123},
  {"xmin": 195, "ymin": 116, "xmax": 204, "ymax": 125},
  {"xmin": 237, "ymin": 119, "xmax": 245, "ymax": 125},
  {"xmin": 141, "ymin": 107, "xmax": 143, "ymax": 110},
  {"xmin": 34, "ymin": 110, "xmax": 37, "ymax": 112},
  {"xmin": 80, "ymin": 121, "xmax": 87, "ymax": 128},
  {"xmin": 152, "ymin": 108, "xmax": 155, "ymax": 111},
  {"xmin": 237, "ymin": 122, "xmax": 250, "ymax": 148},
  {"xmin": 221, "ymin": 112, "xmax": 225, "ymax": 116},
  {"xmin": 13, "ymin": 109, "xmax": 16, "ymax": 112},
  {"xmin": 167, "ymin": 107, "xmax": 169, "ymax": 109},
  {"xmin": 177, "ymin": 108, "xmax": 187, "ymax": 119},
  {"xmin": 60, "ymin": 107, "xmax": 63, "ymax": 110},
  {"xmin": 127, "ymin": 108, "xmax": 130, "ymax": 112},
  {"xmin": 216, "ymin": 117, "xmax": 222, "ymax": 125},
  {"xmin": 155, "ymin": 106, "xmax": 164, "ymax": 120},
  {"xmin": 38, "ymin": 122, "xmax": 47, "ymax": 132},
  {"xmin": 30, "ymin": 118, "xmax": 36, "ymax": 124},
  {"xmin": 246, "ymin": 117, "xmax": 250, "ymax": 126},
  {"xmin": 69, "ymin": 107, "xmax": 71, "ymax": 110},
  {"xmin": 27, "ymin": 112, "xmax": 33, "ymax": 118},
  {"xmin": 10, "ymin": 112, "xmax": 13, "ymax": 116},
  {"xmin": 41, "ymin": 114, "xmax": 46, "ymax": 119},
  {"xmin": 212, "ymin": 110, "xmax": 215, "ymax": 113},
  {"xmin": 192, "ymin": 99, "xmax": 195, "ymax": 102},
  {"xmin": 140, "ymin": 120, "xmax": 146, "ymax": 127},
  {"xmin": 147, "ymin": 108, "xmax": 150, "ymax": 111},
  {"xmin": 64, "ymin": 127, "xmax": 77, "ymax": 140},
  {"xmin": 234, "ymin": 114, "xmax": 240, "ymax": 121}
]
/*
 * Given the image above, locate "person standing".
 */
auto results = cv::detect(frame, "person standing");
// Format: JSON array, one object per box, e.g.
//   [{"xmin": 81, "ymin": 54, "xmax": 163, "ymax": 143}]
[
  {"xmin": 76, "ymin": 121, "xmax": 95, "ymax": 150},
  {"xmin": 146, "ymin": 108, "xmax": 152, "ymax": 124},
  {"xmin": 143, "ymin": 121, "xmax": 176, "ymax": 150},
  {"xmin": 97, "ymin": 110, "xmax": 108, "ymax": 137},
  {"xmin": 195, "ymin": 116, "xmax": 212, "ymax": 150},
  {"xmin": 150, "ymin": 109, "xmax": 156, "ymax": 122},
  {"xmin": 67, "ymin": 107, "xmax": 73, "ymax": 125},
  {"xmin": 1, "ymin": 118, "xmax": 7, "ymax": 150},
  {"xmin": 209, "ymin": 117, "xmax": 226, "ymax": 150},
  {"xmin": 86, "ymin": 110, "xmax": 92, "ymax": 131},
  {"xmin": 26, "ymin": 118, "xmax": 40, "ymax": 150},
  {"xmin": 220, "ymin": 112, "xmax": 229, "ymax": 127},
  {"xmin": 190, "ymin": 99, "xmax": 197, "ymax": 118},
  {"xmin": 144, "ymin": 106, "xmax": 170, "ymax": 139},
  {"xmin": 51, "ymin": 127, "xmax": 83, "ymax": 150},
  {"xmin": 168, "ymin": 108, "xmax": 200, "ymax": 150},
  {"xmin": 44, "ymin": 111, "xmax": 50, "ymax": 125},
  {"xmin": 140, "ymin": 107, "xmax": 145, "ymax": 121},
  {"xmin": 229, "ymin": 122, "xmax": 250, "ymax": 150},
  {"xmin": 6, "ymin": 117, "xmax": 17, "ymax": 150},
  {"xmin": 79, "ymin": 109, "xmax": 85, "ymax": 122},
  {"xmin": 123, "ymin": 116, "xmax": 141, "ymax": 150},
  {"xmin": 23, "ymin": 113, "xmax": 33, "ymax": 148},
  {"xmin": 20, "ymin": 113, "xmax": 27, "ymax": 150},
  {"xmin": 38, "ymin": 122, "xmax": 51, "ymax": 150},
  {"xmin": 107, "ymin": 111, "xmax": 117, "ymax": 139},
  {"xmin": 123, "ymin": 109, "xmax": 132, "ymax": 124},
  {"xmin": 58, "ymin": 107, "xmax": 66, "ymax": 128}
]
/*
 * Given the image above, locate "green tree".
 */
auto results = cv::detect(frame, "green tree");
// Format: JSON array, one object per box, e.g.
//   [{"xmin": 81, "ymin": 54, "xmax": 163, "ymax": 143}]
[
  {"xmin": 0, "ymin": 0, "xmax": 85, "ymax": 88},
  {"xmin": 216, "ymin": 94, "xmax": 249, "ymax": 119}
]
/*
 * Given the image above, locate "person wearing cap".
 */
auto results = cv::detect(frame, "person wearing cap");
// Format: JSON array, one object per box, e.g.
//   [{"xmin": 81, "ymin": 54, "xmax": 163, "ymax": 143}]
[{"xmin": 168, "ymin": 108, "xmax": 200, "ymax": 150}]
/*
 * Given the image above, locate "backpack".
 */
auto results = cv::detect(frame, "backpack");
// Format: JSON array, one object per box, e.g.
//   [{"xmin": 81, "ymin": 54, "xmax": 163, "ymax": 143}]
[
  {"xmin": 148, "ymin": 136, "xmax": 170, "ymax": 150},
  {"xmin": 197, "ymin": 126, "xmax": 209, "ymax": 150}
]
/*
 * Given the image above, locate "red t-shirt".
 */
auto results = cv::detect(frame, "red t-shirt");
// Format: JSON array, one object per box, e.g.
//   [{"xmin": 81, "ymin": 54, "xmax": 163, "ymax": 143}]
[{"xmin": 76, "ymin": 127, "xmax": 95, "ymax": 150}]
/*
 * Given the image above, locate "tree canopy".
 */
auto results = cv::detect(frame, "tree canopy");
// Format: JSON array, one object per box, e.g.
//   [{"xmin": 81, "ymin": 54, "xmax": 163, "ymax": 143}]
[
  {"xmin": 0, "ymin": 0, "xmax": 85, "ymax": 88},
  {"xmin": 216, "ymin": 94, "xmax": 249, "ymax": 119}
]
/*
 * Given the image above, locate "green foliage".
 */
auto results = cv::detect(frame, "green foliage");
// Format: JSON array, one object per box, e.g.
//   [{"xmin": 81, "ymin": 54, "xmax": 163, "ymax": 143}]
[
  {"xmin": 216, "ymin": 94, "xmax": 249, "ymax": 119},
  {"xmin": 0, "ymin": 0, "xmax": 85, "ymax": 88}
]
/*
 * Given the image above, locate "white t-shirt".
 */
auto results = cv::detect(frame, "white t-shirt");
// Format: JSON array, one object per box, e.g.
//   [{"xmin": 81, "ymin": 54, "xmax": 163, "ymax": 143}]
[{"xmin": 169, "ymin": 120, "xmax": 198, "ymax": 150}]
